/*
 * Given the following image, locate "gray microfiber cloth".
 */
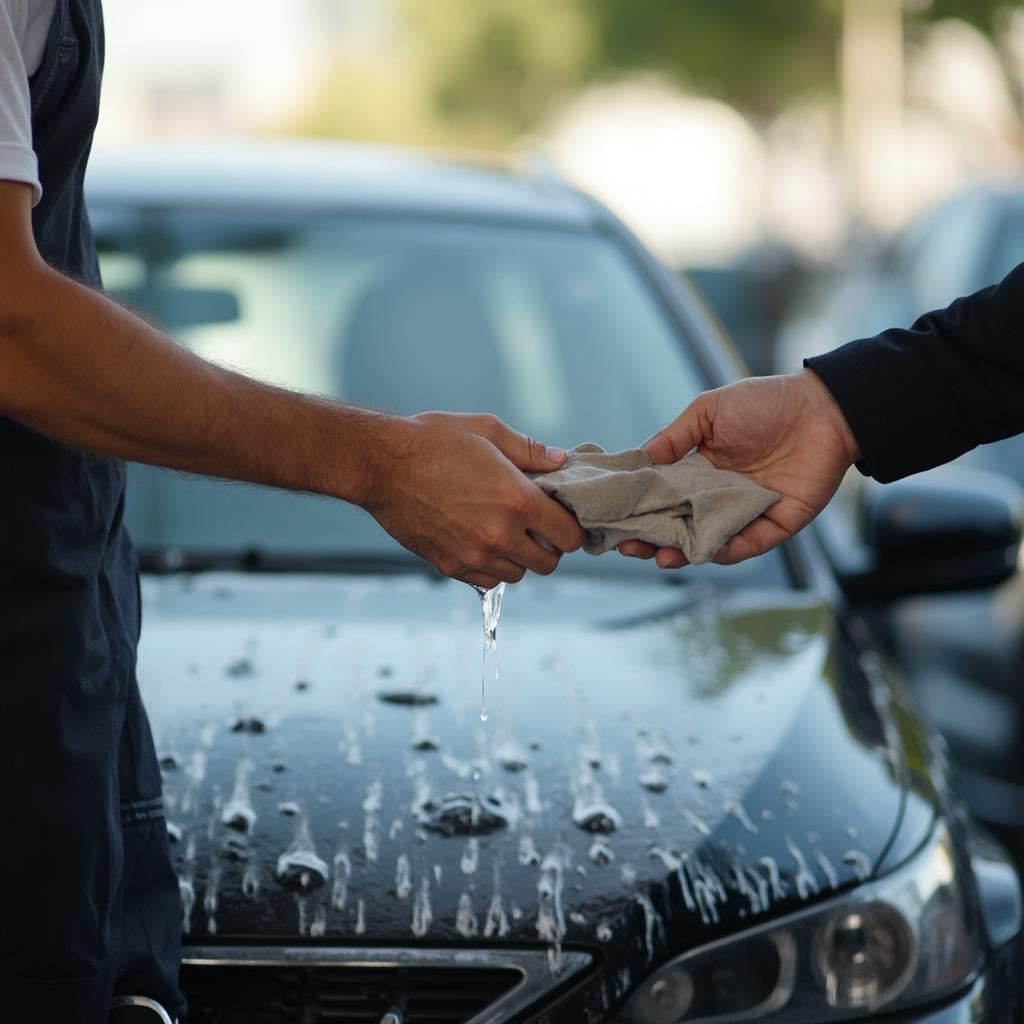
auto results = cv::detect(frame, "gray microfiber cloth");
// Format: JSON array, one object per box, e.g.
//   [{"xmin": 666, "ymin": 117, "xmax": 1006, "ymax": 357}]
[{"xmin": 533, "ymin": 443, "xmax": 780, "ymax": 563}]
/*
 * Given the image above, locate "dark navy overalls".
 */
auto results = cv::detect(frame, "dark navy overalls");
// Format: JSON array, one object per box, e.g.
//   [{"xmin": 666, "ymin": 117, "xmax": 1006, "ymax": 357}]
[{"xmin": 0, "ymin": 1, "xmax": 184, "ymax": 1019}]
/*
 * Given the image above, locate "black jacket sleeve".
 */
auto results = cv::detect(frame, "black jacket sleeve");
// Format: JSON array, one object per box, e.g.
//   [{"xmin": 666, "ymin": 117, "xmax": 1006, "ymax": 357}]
[{"xmin": 804, "ymin": 261, "xmax": 1024, "ymax": 483}]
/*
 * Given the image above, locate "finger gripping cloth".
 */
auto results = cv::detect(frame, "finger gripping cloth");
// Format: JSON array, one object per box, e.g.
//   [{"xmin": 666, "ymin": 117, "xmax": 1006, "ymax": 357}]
[{"xmin": 534, "ymin": 443, "xmax": 780, "ymax": 563}]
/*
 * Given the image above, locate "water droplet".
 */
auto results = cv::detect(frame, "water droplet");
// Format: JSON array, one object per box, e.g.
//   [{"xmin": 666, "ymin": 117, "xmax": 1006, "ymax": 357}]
[
  {"xmin": 572, "ymin": 799, "xmax": 622, "ymax": 834},
  {"xmin": 166, "ymin": 821, "xmax": 182, "ymax": 843},
  {"xmin": 496, "ymin": 741, "xmax": 529, "ymax": 773},
  {"xmin": 293, "ymin": 679, "xmax": 310, "ymax": 692},
  {"xmin": 456, "ymin": 892, "xmax": 479, "ymax": 937},
  {"xmin": 519, "ymin": 835, "xmax": 542, "ymax": 866},
  {"xmin": 635, "ymin": 891, "xmax": 666, "ymax": 961},
  {"xmin": 484, "ymin": 890, "xmax": 510, "ymax": 938},
  {"xmin": 523, "ymin": 776, "xmax": 543, "ymax": 816},
  {"xmin": 691, "ymin": 769, "xmax": 713, "ymax": 789},
  {"xmin": 470, "ymin": 582, "xmax": 507, "ymax": 722},
  {"xmin": 589, "ymin": 836, "xmax": 614, "ymax": 865},
  {"xmin": 241, "ymin": 865, "xmax": 259, "ymax": 898},
  {"xmin": 225, "ymin": 657, "xmax": 254, "ymax": 678},
  {"xmin": 179, "ymin": 877, "xmax": 195, "ymax": 933},
  {"xmin": 814, "ymin": 847, "xmax": 839, "ymax": 890},
  {"xmin": 221, "ymin": 759, "xmax": 257, "ymax": 834},
  {"xmin": 276, "ymin": 816, "xmax": 328, "ymax": 894},
  {"xmin": 639, "ymin": 770, "xmax": 668, "ymax": 794},
  {"xmin": 417, "ymin": 792, "xmax": 515, "ymax": 837},
  {"xmin": 221, "ymin": 835, "xmax": 249, "ymax": 862},
  {"xmin": 276, "ymin": 849, "xmax": 328, "ymax": 894},
  {"xmin": 682, "ymin": 808, "xmax": 711, "ymax": 836},
  {"xmin": 536, "ymin": 852, "xmax": 566, "ymax": 973},
  {"xmin": 278, "ymin": 801, "xmax": 300, "ymax": 817},
  {"xmin": 724, "ymin": 799, "xmax": 759, "ymax": 835},
  {"xmin": 230, "ymin": 717, "xmax": 266, "ymax": 735},
  {"xmin": 786, "ymin": 836, "xmax": 819, "ymax": 900},
  {"xmin": 332, "ymin": 850, "xmax": 351, "ymax": 910},
  {"xmin": 460, "ymin": 836, "xmax": 480, "ymax": 875},
  {"xmin": 395, "ymin": 853, "xmax": 412, "ymax": 899},
  {"xmin": 780, "ymin": 779, "xmax": 800, "ymax": 798},
  {"xmin": 843, "ymin": 849, "xmax": 871, "ymax": 882},
  {"xmin": 412, "ymin": 877, "xmax": 433, "ymax": 937},
  {"xmin": 271, "ymin": 762, "xmax": 286, "ymax": 773},
  {"xmin": 596, "ymin": 921, "xmax": 613, "ymax": 943},
  {"xmin": 412, "ymin": 736, "xmax": 440, "ymax": 752},
  {"xmin": 159, "ymin": 753, "xmax": 181, "ymax": 772},
  {"xmin": 377, "ymin": 690, "xmax": 439, "ymax": 707}
]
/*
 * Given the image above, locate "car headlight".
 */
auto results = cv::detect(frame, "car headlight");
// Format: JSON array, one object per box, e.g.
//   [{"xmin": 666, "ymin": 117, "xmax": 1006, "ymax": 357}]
[{"xmin": 623, "ymin": 823, "xmax": 978, "ymax": 1023}]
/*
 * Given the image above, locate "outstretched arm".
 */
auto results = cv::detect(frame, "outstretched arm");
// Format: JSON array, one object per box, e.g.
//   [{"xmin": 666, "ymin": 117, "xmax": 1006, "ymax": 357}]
[
  {"xmin": 623, "ymin": 258, "xmax": 1024, "ymax": 568},
  {"xmin": 0, "ymin": 181, "xmax": 584, "ymax": 587}
]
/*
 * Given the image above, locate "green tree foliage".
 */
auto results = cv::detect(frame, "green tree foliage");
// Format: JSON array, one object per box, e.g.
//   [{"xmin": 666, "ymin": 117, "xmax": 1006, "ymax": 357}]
[
  {"xmin": 401, "ymin": 0, "xmax": 596, "ymax": 139},
  {"xmin": 583, "ymin": 1, "xmax": 840, "ymax": 116},
  {"xmin": 298, "ymin": 0, "xmax": 1011, "ymax": 147},
  {"xmin": 402, "ymin": 0, "xmax": 1010, "ymax": 132}
]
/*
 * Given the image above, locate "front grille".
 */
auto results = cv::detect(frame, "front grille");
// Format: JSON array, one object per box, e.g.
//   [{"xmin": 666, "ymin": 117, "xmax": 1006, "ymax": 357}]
[{"xmin": 181, "ymin": 961, "xmax": 522, "ymax": 1024}]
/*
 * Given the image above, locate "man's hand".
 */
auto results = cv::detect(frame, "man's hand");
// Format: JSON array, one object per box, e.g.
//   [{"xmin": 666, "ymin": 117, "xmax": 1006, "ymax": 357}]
[
  {"xmin": 365, "ymin": 412, "xmax": 585, "ymax": 588},
  {"xmin": 619, "ymin": 370, "xmax": 860, "ymax": 567}
]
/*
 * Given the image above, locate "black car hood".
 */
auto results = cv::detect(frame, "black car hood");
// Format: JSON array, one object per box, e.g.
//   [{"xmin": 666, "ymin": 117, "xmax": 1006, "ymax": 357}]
[{"xmin": 141, "ymin": 570, "xmax": 907, "ymax": 964}]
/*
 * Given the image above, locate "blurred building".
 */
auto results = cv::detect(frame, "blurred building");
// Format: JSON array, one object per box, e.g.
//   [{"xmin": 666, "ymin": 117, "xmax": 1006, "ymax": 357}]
[{"xmin": 96, "ymin": 0, "xmax": 394, "ymax": 143}]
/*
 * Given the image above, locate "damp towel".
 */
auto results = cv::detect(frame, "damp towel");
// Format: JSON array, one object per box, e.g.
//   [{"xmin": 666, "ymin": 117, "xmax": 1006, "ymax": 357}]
[{"xmin": 533, "ymin": 443, "xmax": 780, "ymax": 563}]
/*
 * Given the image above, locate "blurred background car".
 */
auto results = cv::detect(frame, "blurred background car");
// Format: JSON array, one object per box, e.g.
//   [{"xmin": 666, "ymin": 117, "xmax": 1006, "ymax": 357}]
[
  {"xmin": 774, "ymin": 181, "xmax": 1024, "ymax": 399},
  {"xmin": 85, "ymin": 141, "xmax": 1022, "ymax": 1024},
  {"xmin": 772, "ymin": 181, "xmax": 1024, "ymax": 870}
]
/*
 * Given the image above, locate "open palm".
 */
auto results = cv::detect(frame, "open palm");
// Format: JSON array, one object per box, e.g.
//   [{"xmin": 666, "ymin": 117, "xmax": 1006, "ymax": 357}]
[{"xmin": 620, "ymin": 370, "xmax": 860, "ymax": 567}]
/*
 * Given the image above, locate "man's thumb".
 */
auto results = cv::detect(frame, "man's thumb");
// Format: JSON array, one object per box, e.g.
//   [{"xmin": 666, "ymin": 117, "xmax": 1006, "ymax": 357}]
[
  {"xmin": 491, "ymin": 421, "xmax": 567, "ymax": 472},
  {"xmin": 644, "ymin": 395, "xmax": 712, "ymax": 464}
]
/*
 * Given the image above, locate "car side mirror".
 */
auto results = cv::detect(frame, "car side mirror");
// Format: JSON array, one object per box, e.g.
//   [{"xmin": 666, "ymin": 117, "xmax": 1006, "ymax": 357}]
[{"xmin": 838, "ymin": 466, "xmax": 1023, "ymax": 601}]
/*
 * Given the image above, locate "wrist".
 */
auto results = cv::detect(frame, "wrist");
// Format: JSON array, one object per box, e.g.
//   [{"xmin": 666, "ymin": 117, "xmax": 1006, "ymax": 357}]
[
  {"xmin": 798, "ymin": 368, "xmax": 861, "ymax": 467},
  {"xmin": 341, "ymin": 410, "xmax": 416, "ymax": 512}
]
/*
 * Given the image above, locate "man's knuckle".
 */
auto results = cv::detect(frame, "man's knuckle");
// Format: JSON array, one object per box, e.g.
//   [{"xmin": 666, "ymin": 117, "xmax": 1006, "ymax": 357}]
[
  {"xmin": 505, "ymin": 489, "xmax": 532, "ymax": 518},
  {"xmin": 475, "ymin": 413, "xmax": 500, "ymax": 436},
  {"xmin": 479, "ymin": 526, "xmax": 507, "ymax": 553}
]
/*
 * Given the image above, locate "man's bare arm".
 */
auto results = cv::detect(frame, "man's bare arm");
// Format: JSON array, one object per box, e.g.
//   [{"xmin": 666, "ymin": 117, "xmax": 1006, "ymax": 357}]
[{"xmin": 0, "ymin": 181, "xmax": 584, "ymax": 586}]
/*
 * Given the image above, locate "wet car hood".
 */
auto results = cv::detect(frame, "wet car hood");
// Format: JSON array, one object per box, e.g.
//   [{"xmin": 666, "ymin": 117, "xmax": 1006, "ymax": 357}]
[{"xmin": 141, "ymin": 570, "xmax": 908, "ymax": 965}]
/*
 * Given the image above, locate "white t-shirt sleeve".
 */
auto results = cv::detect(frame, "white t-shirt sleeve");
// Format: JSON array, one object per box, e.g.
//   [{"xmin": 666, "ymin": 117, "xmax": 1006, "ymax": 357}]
[{"xmin": 0, "ymin": 0, "xmax": 41, "ymax": 205}]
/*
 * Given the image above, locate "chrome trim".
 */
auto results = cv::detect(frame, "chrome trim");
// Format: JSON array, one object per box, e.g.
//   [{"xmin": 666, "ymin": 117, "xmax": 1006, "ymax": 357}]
[
  {"xmin": 108, "ymin": 995, "xmax": 175, "ymax": 1024},
  {"xmin": 182, "ymin": 946, "xmax": 592, "ymax": 1023}
]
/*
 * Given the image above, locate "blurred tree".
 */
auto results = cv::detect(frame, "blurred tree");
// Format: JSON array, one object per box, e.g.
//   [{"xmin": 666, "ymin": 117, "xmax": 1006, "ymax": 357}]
[
  {"xmin": 584, "ymin": 1, "xmax": 840, "ymax": 117},
  {"xmin": 292, "ymin": 0, "xmax": 1014, "ymax": 147},
  {"xmin": 401, "ymin": 0, "xmax": 1011, "ymax": 135},
  {"xmin": 925, "ymin": 0, "xmax": 1005, "ymax": 31},
  {"xmin": 401, "ymin": 0, "xmax": 595, "ymax": 141}
]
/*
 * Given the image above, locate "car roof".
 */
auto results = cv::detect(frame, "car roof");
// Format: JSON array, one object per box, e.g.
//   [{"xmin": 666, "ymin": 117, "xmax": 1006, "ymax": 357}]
[{"xmin": 85, "ymin": 139, "xmax": 600, "ymax": 229}]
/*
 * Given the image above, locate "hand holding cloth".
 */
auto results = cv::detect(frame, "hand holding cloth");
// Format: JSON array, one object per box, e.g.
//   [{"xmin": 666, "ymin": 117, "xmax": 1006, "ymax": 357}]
[{"xmin": 533, "ymin": 443, "xmax": 780, "ymax": 564}]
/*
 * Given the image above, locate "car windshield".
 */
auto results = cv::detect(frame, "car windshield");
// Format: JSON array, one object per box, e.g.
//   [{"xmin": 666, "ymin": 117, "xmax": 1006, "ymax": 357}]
[{"xmin": 93, "ymin": 207, "xmax": 785, "ymax": 585}]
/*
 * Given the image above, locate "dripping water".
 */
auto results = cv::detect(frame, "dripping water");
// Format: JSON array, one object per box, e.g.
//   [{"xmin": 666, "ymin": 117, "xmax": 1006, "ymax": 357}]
[{"xmin": 470, "ymin": 582, "xmax": 506, "ymax": 722}]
